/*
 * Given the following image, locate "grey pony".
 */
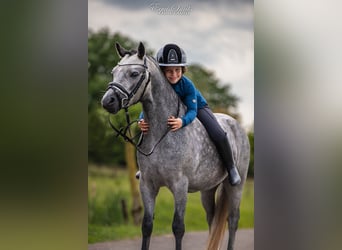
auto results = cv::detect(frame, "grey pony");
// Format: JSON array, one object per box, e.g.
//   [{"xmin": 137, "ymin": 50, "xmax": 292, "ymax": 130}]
[{"xmin": 101, "ymin": 42, "xmax": 250, "ymax": 250}]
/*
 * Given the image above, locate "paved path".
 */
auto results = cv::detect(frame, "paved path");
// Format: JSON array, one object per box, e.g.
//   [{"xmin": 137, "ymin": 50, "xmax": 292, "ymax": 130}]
[{"xmin": 89, "ymin": 228, "xmax": 254, "ymax": 250}]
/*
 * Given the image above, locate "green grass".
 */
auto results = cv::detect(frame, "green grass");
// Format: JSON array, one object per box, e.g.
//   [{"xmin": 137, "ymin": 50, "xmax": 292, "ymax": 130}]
[{"xmin": 88, "ymin": 166, "xmax": 254, "ymax": 243}]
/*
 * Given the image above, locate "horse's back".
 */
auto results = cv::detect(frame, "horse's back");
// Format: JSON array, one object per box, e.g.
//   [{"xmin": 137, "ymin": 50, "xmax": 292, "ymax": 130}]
[{"xmin": 180, "ymin": 113, "xmax": 249, "ymax": 191}]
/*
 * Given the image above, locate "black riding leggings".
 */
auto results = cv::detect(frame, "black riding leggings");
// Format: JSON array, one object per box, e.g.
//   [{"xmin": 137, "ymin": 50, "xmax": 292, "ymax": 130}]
[
  {"xmin": 197, "ymin": 106, "xmax": 235, "ymax": 167},
  {"xmin": 197, "ymin": 106, "xmax": 226, "ymax": 145}
]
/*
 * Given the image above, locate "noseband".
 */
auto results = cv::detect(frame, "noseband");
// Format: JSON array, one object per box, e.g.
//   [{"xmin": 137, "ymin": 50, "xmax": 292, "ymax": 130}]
[{"xmin": 106, "ymin": 57, "xmax": 150, "ymax": 108}]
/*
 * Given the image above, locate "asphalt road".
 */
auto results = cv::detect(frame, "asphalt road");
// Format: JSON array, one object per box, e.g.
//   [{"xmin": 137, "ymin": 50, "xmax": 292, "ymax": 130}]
[{"xmin": 88, "ymin": 228, "xmax": 254, "ymax": 250}]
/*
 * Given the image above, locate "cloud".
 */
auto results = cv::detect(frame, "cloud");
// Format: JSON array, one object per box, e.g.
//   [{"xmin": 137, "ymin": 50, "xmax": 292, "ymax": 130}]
[{"xmin": 99, "ymin": 0, "xmax": 254, "ymax": 11}]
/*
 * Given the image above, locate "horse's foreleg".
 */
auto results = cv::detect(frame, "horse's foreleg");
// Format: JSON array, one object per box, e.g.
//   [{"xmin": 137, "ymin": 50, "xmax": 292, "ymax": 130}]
[
  {"xmin": 200, "ymin": 188, "xmax": 217, "ymax": 231},
  {"xmin": 171, "ymin": 178, "xmax": 188, "ymax": 250},
  {"xmin": 140, "ymin": 182, "xmax": 159, "ymax": 250}
]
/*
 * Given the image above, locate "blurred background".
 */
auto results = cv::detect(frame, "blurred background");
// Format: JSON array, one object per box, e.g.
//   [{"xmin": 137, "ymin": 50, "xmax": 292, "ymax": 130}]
[{"xmin": 1, "ymin": 0, "xmax": 342, "ymax": 250}]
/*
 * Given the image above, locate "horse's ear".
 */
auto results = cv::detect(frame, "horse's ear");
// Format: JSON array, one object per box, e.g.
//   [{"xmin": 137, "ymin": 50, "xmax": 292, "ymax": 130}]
[
  {"xmin": 137, "ymin": 42, "xmax": 145, "ymax": 59},
  {"xmin": 115, "ymin": 42, "xmax": 128, "ymax": 58}
]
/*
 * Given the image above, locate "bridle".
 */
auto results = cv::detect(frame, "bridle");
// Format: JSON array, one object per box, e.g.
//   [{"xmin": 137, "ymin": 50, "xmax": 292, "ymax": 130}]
[
  {"xmin": 106, "ymin": 57, "xmax": 150, "ymax": 109},
  {"xmin": 106, "ymin": 56, "xmax": 180, "ymax": 156}
]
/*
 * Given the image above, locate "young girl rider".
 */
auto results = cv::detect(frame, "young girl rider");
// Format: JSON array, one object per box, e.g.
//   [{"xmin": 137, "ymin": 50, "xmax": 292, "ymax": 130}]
[{"xmin": 137, "ymin": 43, "xmax": 241, "ymax": 186}]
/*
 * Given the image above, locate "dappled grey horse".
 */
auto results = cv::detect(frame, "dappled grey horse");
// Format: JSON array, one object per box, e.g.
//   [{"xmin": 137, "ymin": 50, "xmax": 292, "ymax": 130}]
[{"xmin": 101, "ymin": 42, "xmax": 250, "ymax": 250}]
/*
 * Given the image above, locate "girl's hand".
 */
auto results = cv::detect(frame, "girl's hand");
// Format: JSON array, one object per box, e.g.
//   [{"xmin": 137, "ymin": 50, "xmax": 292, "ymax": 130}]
[
  {"xmin": 167, "ymin": 116, "xmax": 183, "ymax": 132},
  {"xmin": 138, "ymin": 119, "xmax": 149, "ymax": 134}
]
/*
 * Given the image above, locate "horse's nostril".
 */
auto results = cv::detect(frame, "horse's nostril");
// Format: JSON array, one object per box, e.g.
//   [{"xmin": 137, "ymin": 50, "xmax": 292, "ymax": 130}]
[{"xmin": 102, "ymin": 94, "xmax": 116, "ymax": 108}]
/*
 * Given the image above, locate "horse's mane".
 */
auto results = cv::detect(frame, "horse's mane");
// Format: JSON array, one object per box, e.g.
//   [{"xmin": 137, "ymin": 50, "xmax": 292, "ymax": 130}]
[
  {"xmin": 145, "ymin": 54, "xmax": 159, "ymax": 66},
  {"xmin": 125, "ymin": 49, "xmax": 158, "ymax": 64},
  {"xmin": 145, "ymin": 55, "xmax": 166, "ymax": 78}
]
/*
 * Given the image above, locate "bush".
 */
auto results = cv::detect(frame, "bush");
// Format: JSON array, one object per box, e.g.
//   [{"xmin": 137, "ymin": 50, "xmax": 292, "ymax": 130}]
[
  {"xmin": 88, "ymin": 194, "xmax": 125, "ymax": 226},
  {"xmin": 88, "ymin": 168, "xmax": 131, "ymax": 226}
]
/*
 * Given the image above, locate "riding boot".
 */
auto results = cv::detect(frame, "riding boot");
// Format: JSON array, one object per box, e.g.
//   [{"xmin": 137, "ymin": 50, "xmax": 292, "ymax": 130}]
[{"xmin": 216, "ymin": 135, "xmax": 241, "ymax": 186}]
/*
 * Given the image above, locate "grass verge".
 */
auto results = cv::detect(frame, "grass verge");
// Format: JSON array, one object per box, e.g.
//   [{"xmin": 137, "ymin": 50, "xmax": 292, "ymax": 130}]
[{"xmin": 88, "ymin": 166, "xmax": 254, "ymax": 243}]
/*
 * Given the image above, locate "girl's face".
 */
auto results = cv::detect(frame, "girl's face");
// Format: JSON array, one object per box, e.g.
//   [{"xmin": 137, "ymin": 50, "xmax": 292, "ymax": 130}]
[{"xmin": 163, "ymin": 66, "xmax": 182, "ymax": 84}]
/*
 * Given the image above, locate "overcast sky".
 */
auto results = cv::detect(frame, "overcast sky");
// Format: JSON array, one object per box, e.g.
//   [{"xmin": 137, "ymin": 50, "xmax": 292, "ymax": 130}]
[{"xmin": 88, "ymin": 0, "xmax": 254, "ymax": 129}]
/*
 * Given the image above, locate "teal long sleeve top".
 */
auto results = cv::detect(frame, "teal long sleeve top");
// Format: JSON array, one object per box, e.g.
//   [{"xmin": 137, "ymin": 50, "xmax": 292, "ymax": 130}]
[{"xmin": 139, "ymin": 75, "xmax": 207, "ymax": 127}]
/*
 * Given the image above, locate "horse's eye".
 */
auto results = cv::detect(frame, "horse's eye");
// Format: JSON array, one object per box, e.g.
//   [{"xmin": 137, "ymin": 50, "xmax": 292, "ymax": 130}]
[{"xmin": 130, "ymin": 71, "xmax": 139, "ymax": 77}]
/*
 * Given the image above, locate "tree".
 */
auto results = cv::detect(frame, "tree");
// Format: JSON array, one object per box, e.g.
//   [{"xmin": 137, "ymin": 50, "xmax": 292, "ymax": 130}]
[{"xmin": 185, "ymin": 64, "xmax": 240, "ymax": 120}]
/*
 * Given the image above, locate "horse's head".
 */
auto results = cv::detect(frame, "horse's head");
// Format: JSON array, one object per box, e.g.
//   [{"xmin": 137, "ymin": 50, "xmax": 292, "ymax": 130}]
[{"xmin": 101, "ymin": 42, "xmax": 150, "ymax": 114}]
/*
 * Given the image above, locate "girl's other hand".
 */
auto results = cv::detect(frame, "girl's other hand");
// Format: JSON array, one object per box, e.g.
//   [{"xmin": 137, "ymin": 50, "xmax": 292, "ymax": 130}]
[
  {"xmin": 167, "ymin": 116, "xmax": 183, "ymax": 131},
  {"xmin": 138, "ymin": 119, "xmax": 149, "ymax": 134}
]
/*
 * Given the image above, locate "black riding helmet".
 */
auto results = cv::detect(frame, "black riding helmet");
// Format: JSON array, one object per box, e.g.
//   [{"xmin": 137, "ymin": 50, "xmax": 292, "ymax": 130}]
[{"xmin": 156, "ymin": 44, "xmax": 187, "ymax": 66}]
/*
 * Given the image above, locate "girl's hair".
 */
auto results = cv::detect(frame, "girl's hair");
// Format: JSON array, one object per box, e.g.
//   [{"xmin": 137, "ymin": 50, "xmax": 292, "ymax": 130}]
[{"xmin": 160, "ymin": 66, "xmax": 187, "ymax": 74}]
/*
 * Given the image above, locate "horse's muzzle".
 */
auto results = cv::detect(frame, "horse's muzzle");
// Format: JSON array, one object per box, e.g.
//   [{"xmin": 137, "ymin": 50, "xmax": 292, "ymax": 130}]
[{"xmin": 101, "ymin": 89, "xmax": 125, "ymax": 114}]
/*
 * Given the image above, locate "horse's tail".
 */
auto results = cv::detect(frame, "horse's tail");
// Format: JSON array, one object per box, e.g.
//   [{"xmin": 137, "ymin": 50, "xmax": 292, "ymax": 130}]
[{"xmin": 206, "ymin": 184, "xmax": 229, "ymax": 250}]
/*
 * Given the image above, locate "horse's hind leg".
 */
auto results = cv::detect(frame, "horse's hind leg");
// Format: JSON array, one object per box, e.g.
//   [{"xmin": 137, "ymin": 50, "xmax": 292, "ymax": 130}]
[
  {"xmin": 200, "ymin": 187, "xmax": 217, "ymax": 230},
  {"xmin": 227, "ymin": 207, "xmax": 240, "ymax": 250},
  {"xmin": 170, "ymin": 178, "xmax": 188, "ymax": 250},
  {"xmin": 140, "ymin": 182, "xmax": 159, "ymax": 250},
  {"xmin": 225, "ymin": 183, "xmax": 243, "ymax": 250}
]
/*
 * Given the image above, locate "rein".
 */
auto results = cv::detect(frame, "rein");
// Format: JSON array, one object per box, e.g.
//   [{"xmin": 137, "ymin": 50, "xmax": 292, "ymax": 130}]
[
  {"xmin": 108, "ymin": 98, "xmax": 180, "ymax": 156},
  {"xmin": 107, "ymin": 56, "xmax": 181, "ymax": 156},
  {"xmin": 108, "ymin": 108, "xmax": 140, "ymax": 146}
]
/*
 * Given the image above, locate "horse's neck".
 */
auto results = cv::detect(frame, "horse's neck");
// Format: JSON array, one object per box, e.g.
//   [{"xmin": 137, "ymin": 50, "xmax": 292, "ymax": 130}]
[{"xmin": 141, "ymin": 73, "xmax": 182, "ymax": 133}]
